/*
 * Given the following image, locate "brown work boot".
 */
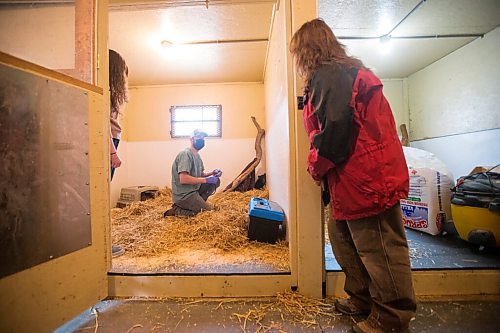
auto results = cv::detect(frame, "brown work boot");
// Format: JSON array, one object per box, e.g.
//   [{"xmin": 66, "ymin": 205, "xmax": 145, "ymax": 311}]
[
  {"xmin": 111, "ymin": 245, "xmax": 124, "ymax": 258},
  {"xmin": 163, "ymin": 208, "xmax": 176, "ymax": 217},
  {"xmin": 164, "ymin": 204, "xmax": 182, "ymax": 217},
  {"xmin": 334, "ymin": 298, "xmax": 371, "ymax": 316},
  {"xmin": 352, "ymin": 319, "xmax": 409, "ymax": 333}
]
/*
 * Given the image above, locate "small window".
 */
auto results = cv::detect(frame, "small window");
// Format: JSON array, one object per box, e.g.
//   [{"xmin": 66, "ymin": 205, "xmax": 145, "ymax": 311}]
[{"xmin": 170, "ymin": 105, "xmax": 222, "ymax": 138}]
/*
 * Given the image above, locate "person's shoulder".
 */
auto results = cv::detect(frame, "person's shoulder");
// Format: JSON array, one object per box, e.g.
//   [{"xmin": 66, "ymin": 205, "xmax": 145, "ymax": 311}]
[
  {"xmin": 357, "ymin": 68, "xmax": 382, "ymax": 85},
  {"xmin": 175, "ymin": 148, "xmax": 192, "ymax": 159},
  {"xmin": 311, "ymin": 63, "xmax": 334, "ymax": 87},
  {"xmin": 312, "ymin": 62, "xmax": 355, "ymax": 89}
]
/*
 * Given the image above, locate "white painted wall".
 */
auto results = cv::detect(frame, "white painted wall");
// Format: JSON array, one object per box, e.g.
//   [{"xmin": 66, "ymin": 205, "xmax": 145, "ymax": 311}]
[
  {"xmin": 111, "ymin": 83, "xmax": 265, "ymax": 206},
  {"xmin": 411, "ymin": 129, "xmax": 500, "ymax": 180},
  {"xmin": 264, "ymin": 3, "xmax": 291, "ymax": 215},
  {"xmin": 111, "ymin": 138, "xmax": 258, "ymax": 206},
  {"xmin": 380, "ymin": 79, "xmax": 409, "ymax": 137},
  {"xmin": 408, "ymin": 27, "xmax": 500, "ymax": 179},
  {"xmin": 408, "ymin": 27, "xmax": 500, "ymax": 140}
]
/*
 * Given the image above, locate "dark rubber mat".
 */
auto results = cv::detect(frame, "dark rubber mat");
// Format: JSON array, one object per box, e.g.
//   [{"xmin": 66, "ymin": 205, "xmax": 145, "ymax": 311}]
[{"xmin": 326, "ymin": 228, "xmax": 500, "ymax": 271}]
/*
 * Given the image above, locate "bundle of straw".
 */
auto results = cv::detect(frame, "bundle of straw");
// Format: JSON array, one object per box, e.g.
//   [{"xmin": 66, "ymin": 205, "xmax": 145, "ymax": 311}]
[{"xmin": 111, "ymin": 187, "xmax": 289, "ymax": 271}]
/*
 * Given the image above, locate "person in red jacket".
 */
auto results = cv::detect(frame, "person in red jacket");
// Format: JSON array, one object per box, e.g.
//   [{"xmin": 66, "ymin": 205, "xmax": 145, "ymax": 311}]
[{"xmin": 290, "ymin": 19, "xmax": 416, "ymax": 333}]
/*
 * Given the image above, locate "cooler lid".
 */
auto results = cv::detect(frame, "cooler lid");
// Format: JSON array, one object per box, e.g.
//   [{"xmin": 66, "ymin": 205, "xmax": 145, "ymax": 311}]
[{"xmin": 248, "ymin": 197, "xmax": 284, "ymax": 222}]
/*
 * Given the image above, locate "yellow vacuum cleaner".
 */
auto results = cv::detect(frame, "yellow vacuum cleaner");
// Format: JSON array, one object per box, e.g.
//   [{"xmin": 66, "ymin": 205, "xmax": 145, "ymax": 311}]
[{"xmin": 451, "ymin": 169, "xmax": 500, "ymax": 248}]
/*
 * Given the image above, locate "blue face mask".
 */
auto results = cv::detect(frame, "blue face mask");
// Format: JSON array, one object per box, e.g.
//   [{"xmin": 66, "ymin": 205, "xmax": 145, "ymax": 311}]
[{"xmin": 193, "ymin": 138, "xmax": 205, "ymax": 150}]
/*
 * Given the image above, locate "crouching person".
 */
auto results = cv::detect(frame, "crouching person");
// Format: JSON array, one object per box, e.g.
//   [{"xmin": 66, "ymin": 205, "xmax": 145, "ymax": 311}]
[{"xmin": 164, "ymin": 129, "xmax": 222, "ymax": 217}]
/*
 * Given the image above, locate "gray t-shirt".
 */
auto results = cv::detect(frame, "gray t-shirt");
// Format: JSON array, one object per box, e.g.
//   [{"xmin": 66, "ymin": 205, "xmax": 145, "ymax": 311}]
[{"xmin": 171, "ymin": 148, "xmax": 205, "ymax": 203}]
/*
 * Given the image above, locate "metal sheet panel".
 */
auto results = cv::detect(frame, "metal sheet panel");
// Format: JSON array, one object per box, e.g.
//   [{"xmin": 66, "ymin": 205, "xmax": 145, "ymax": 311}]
[{"xmin": 0, "ymin": 64, "xmax": 91, "ymax": 278}]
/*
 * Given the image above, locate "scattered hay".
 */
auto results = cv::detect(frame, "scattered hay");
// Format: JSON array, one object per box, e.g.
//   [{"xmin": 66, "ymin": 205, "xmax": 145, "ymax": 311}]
[
  {"xmin": 111, "ymin": 187, "xmax": 289, "ymax": 271},
  {"xmin": 230, "ymin": 290, "xmax": 338, "ymax": 332},
  {"xmin": 115, "ymin": 292, "xmax": 340, "ymax": 332},
  {"xmin": 275, "ymin": 290, "xmax": 337, "ymax": 324}
]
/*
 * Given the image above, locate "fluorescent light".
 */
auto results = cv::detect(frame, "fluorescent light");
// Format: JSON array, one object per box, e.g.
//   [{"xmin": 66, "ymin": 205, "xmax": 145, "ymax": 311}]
[{"xmin": 161, "ymin": 40, "xmax": 173, "ymax": 48}]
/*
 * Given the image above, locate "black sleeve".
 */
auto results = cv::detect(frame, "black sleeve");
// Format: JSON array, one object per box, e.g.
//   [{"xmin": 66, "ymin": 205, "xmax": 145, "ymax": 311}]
[{"xmin": 310, "ymin": 64, "xmax": 358, "ymax": 165}]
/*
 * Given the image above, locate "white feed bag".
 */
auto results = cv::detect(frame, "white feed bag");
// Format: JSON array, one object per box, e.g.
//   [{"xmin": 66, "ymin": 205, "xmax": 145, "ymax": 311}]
[{"xmin": 401, "ymin": 147, "xmax": 454, "ymax": 235}]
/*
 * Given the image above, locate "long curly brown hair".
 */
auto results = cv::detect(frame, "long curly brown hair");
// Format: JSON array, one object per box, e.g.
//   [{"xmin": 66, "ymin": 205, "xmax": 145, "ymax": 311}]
[
  {"xmin": 109, "ymin": 49, "xmax": 129, "ymax": 117},
  {"xmin": 290, "ymin": 18, "xmax": 364, "ymax": 82}
]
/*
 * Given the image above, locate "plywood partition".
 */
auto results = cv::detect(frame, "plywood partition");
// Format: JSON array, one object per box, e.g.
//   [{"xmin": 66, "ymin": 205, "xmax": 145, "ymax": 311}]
[
  {"xmin": 264, "ymin": 0, "xmax": 296, "ymax": 285},
  {"xmin": 326, "ymin": 270, "xmax": 500, "ymax": 298},
  {"xmin": 0, "ymin": 63, "xmax": 92, "ymax": 279},
  {"xmin": 0, "ymin": 55, "xmax": 109, "ymax": 333},
  {"xmin": 73, "ymin": 0, "xmax": 95, "ymax": 83},
  {"xmin": 288, "ymin": 0, "xmax": 324, "ymax": 298},
  {"xmin": 0, "ymin": 0, "xmax": 95, "ymax": 84},
  {"xmin": 0, "ymin": 0, "xmax": 110, "ymax": 331},
  {"xmin": 58, "ymin": 0, "xmax": 95, "ymax": 83}
]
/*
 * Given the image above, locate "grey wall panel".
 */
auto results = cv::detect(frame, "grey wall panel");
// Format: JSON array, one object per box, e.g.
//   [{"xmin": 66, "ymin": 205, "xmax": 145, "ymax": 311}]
[
  {"xmin": 0, "ymin": 64, "xmax": 91, "ymax": 278},
  {"xmin": 410, "ymin": 128, "xmax": 500, "ymax": 181}
]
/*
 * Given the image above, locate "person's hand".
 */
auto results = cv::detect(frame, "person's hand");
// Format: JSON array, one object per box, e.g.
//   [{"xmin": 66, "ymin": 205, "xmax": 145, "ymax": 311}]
[
  {"xmin": 111, "ymin": 153, "xmax": 122, "ymax": 168},
  {"xmin": 205, "ymin": 175, "xmax": 219, "ymax": 184},
  {"xmin": 212, "ymin": 169, "xmax": 223, "ymax": 177}
]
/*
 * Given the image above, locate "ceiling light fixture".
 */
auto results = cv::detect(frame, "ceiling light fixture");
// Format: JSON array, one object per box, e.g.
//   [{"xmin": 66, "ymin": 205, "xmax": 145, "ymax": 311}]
[{"xmin": 161, "ymin": 40, "xmax": 173, "ymax": 48}]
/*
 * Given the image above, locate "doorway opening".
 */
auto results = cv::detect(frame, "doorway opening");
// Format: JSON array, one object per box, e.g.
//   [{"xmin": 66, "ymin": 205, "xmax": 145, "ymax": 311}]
[{"xmin": 107, "ymin": 1, "xmax": 290, "ymax": 275}]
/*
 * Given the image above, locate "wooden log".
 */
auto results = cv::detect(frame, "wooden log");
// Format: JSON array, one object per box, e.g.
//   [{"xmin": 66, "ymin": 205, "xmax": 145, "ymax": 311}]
[
  {"xmin": 223, "ymin": 117, "xmax": 265, "ymax": 192},
  {"xmin": 400, "ymin": 123, "xmax": 409, "ymax": 146}
]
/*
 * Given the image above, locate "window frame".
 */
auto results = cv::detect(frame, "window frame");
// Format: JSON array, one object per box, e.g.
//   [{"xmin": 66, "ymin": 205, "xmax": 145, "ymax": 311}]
[{"xmin": 169, "ymin": 104, "xmax": 222, "ymax": 138}]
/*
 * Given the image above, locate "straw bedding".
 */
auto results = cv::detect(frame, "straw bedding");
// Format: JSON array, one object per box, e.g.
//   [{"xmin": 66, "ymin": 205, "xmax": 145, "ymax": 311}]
[
  {"xmin": 162, "ymin": 291, "xmax": 339, "ymax": 332},
  {"xmin": 111, "ymin": 187, "xmax": 289, "ymax": 272},
  {"xmin": 230, "ymin": 290, "xmax": 339, "ymax": 331}
]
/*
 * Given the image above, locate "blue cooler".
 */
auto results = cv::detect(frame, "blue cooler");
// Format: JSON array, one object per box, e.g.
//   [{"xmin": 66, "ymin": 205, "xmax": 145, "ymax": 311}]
[{"xmin": 248, "ymin": 197, "xmax": 285, "ymax": 243}]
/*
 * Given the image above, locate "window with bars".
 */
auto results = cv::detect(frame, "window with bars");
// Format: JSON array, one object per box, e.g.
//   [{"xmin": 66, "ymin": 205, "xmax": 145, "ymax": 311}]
[{"xmin": 170, "ymin": 105, "xmax": 222, "ymax": 138}]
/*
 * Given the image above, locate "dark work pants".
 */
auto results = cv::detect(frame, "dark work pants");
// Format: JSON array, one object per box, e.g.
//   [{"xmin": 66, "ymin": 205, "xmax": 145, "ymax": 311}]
[
  {"xmin": 328, "ymin": 203, "xmax": 416, "ymax": 330},
  {"xmin": 173, "ymin": 179, "xmax": 220, "ymax": 216}
]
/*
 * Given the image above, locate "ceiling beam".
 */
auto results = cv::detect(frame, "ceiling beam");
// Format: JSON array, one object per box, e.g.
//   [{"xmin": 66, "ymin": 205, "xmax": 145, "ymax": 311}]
[
  {"xmin": 109, "ymin": 0, "xmax": 277, "ymax": 11},
  {"xmin": 338, "ymin": 34, "xmax": 484, "ymax": 41},
  {"xmin": 162, "ymin": 38, "xmax": 268, "ymax": 46}
]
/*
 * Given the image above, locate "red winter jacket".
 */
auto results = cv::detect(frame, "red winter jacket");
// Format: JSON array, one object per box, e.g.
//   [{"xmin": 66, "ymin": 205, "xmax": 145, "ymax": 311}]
[{"xmin": 303, "ymin": 62, "xmax": 409, "ymax": 220}]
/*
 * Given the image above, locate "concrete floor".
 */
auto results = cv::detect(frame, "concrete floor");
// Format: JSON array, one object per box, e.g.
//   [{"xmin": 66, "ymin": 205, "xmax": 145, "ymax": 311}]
[{"xmin": 57, "ymin": 297, "xmax": 500, "ymax": 332}]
